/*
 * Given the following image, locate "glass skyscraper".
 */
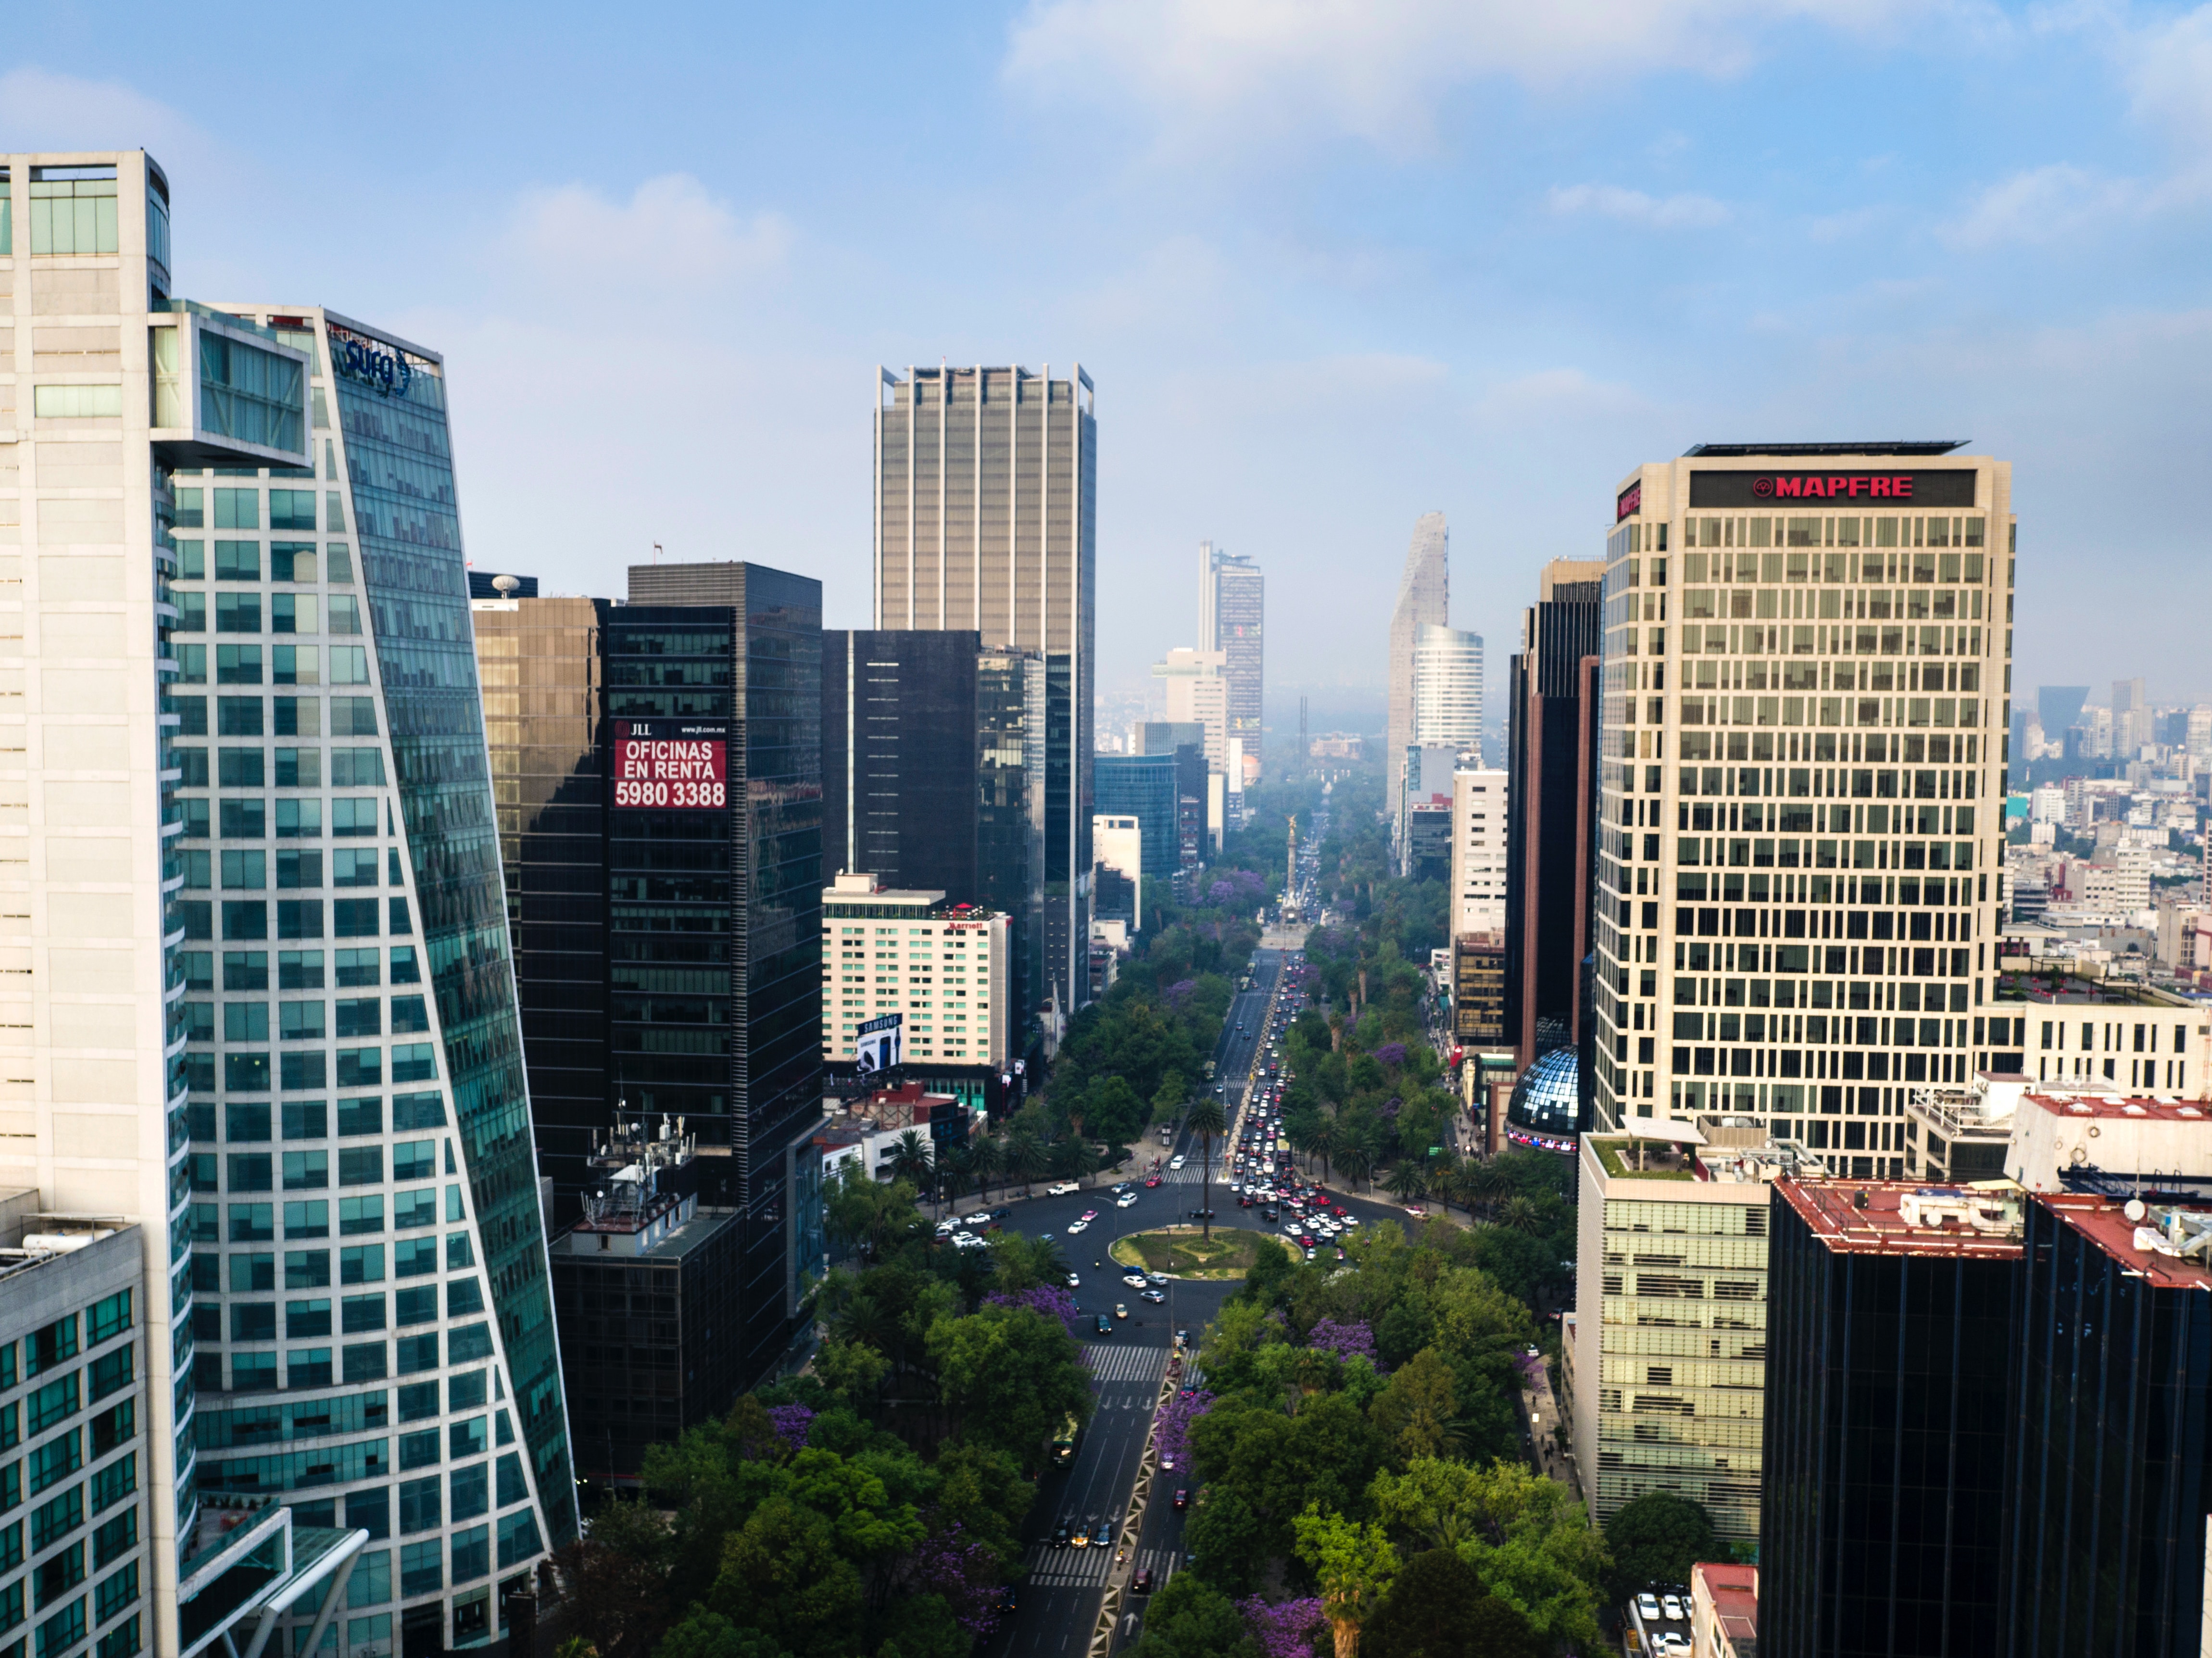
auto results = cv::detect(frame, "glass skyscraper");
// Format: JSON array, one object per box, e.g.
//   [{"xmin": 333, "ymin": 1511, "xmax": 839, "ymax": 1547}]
[
  {"xmin": 1197, "ymin": 543, "xmax": 1262, "ymax": 780},
  {"xmin": 0, "ymin": 150, "xmax": 571, "ymax": 1658},
  {"xmin": 173, "ymin": 304, "xmax": 573, "ymax": 1654}
]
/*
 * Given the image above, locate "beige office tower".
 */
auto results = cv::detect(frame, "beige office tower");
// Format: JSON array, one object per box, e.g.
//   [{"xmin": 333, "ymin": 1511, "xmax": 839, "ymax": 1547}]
[
  {"xmin": 872, "ymin": 366, "xmax": 1094, "ymax": 1030},
  {"xmin": 0, "ymin": 149, "xmax": 272, "ymax": 1652},
  {"xmin": 1592, "ymin": 445, "xmax": 2014, "ymax": 1175}
]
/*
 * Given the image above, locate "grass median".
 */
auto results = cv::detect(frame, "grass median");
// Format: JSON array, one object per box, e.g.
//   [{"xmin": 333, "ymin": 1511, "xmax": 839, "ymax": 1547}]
[{"xmin": 1109, "ymin": 1226, "xmax": 1282, "ymax": 1279}]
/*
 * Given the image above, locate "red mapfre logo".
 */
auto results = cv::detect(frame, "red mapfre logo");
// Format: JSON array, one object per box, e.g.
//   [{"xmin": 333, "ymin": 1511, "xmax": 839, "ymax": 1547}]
[
  {"xmin": 1616, "ymin": 480, "xmax": 1642, "ymax": 521},
  {"xmin": 1752, "ymin": 475, "xmax": 1915, "ymax": 500}
]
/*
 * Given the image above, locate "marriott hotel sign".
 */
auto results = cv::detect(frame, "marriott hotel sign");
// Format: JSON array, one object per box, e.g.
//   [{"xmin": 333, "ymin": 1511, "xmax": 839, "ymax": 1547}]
[{"xmin": 1688, "ymin": 470, "xmax": 1979, "ymax": 509}]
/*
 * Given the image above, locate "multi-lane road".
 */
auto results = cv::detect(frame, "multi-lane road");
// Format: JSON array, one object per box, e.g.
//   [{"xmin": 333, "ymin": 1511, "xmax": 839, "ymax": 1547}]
[{"xmin": 986, "ymin": 949, "xmax": 1296, "ymax": 1654}]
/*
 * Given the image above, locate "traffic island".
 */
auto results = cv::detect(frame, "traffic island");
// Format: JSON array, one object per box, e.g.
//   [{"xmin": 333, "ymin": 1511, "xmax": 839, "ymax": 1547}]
[{"xmin": 1110, "ymin": 1226, "xmax": 1283, "ymax": 1279}]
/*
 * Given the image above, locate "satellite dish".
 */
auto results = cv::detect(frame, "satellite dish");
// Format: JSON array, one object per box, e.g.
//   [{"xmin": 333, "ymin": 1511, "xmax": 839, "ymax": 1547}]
[
  {"xmin": 2124, "ymin": 1198, "xmax": 2147, "ymax": 1222},
  {"xmin": 491, "ymin": 574, "xmax": 520, "ymax": 596}
]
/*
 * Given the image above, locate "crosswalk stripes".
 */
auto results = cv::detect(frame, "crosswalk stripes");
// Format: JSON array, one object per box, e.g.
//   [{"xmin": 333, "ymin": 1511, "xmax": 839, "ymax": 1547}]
[
  {"xmin": 1082, "ymin": 1343, "xmax": 1170, "ymax": 1383},
  {"xmin": 1019, "ymin": 1542, "xmax": 1185, "ymax": 1591}
]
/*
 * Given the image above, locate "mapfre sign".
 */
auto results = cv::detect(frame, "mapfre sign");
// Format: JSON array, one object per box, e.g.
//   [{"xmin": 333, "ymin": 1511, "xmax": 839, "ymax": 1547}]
[{"xmin": 1689, "ymin": 469, "xmax": 1978, "ymax": 510}]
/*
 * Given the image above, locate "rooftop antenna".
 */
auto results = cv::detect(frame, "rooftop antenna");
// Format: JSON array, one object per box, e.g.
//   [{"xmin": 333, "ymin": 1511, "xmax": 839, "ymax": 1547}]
[
  {"xmin": 491, "ymin": 574, "xmax": 519, "ymax": 598},
  {"xmin": 653, "ymin": 542, "xmax": 663, "ymax": 564}
]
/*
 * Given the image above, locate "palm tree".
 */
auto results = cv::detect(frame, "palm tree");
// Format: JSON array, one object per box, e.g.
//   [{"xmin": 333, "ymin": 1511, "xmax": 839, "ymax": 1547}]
[
  {"xmin": 1187, "ymin": 1094, "xmax": 1227, "ymax": 1240},
  {"xmin": 1470, "ymin": 1158, "xmax": 1512, "ymax": 1222},
  {"xmin": 1307, "ymin": 1115, "xmax": 1340, "ymax": 1185},
  {"xmin": 1447, "ymin": 1159, "xmax": 1485, "ymax": 1220},
  {"xmin": 1049, "ymin": 1134, "xmax": 1098, "ymax": 1188},
  {"xmin": 1335, "ymin": 1140, "xmax": 1374, "ymax": 1192},
  {"xmin": 1499, "ymin": 1194, "xmax": 1542, "ymax": 1235},
  {"xmin": 969, "ymin": 1135, "xmax": 1004, "ymax": 1204},
  {"xmin": 1385, "ymin": 1159, "xmax": 1429, "ymax": 1209},
  {"xmin": 1005, "ymin": 1128, "xmax": 1048, "ymax": 1198},
  {"xmin": 888, "ymin": 1130, "xmax": 934, "ymax": 1210}
]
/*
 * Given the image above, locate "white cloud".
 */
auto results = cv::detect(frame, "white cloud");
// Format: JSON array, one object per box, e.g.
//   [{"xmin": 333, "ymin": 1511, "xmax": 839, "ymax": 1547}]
[
  {"xmin": 498, "ymin": 175, "xmax": 792, "ymax": 297},
  {"xmin": 0, "ymin": 66, "xmax": 213, "ymax": 160},
  {"xmin": 1005, "ymin": 0, "xmax": 1928, "ymax": 153},
  {"xmin": 1548, "ymin": 183, "xmax": 1729, "ymax": 228},
  {"xmin": 2125, "ymin": 2, "xmax": 2212, "ymax": 156},
  {"xmin": 1945, "ymin": 162, "xmax": 2147, "ymax": 247}
]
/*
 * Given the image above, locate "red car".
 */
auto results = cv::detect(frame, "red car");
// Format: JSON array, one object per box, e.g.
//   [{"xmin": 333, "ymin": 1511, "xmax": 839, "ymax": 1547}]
[{"xmin": 1144, "ymin": 1175, "xmax": 1163, "ymax": 1189}]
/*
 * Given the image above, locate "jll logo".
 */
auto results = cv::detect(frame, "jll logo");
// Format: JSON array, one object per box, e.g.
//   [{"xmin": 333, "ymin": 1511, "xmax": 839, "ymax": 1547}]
[{"xmin": 1752, "ymin": 475, "xmax": 1914, "ymax": 499}]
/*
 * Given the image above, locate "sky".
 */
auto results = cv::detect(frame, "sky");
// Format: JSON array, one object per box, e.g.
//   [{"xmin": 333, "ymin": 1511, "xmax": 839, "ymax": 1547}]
[{"xmin": 8, "ymin": 0, "xmax": 2212, "ymax": 731}]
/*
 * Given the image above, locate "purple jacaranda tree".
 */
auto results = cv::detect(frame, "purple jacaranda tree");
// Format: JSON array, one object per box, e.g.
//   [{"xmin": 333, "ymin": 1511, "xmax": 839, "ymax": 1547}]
[
  {"xmin": 986, "ymin": 1285, "xmax": 1083, "ymax": 1339},
  {"xmin": 1155, "ymin": 1386, "xmax": 1215, "ymax": 1470},
  {"xmin": 1239, "ymin": 1595, "xmax": 1328, "ymax": 1658},
  {"xmin": 766, "ymin": 1403, "xmax": 815, "ymax": 1455},
  {"xmin": 1304, "ymin": 1318, "xmax": 1378, "ymax": 1367}
]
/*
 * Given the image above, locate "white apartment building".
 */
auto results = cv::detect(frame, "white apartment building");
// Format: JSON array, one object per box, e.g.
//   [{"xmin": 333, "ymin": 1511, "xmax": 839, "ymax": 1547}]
[
  {"xmin": 821, "ymin": 874, "xmax": 1011, "ymax": 1067},
  {"xmin": 1449, "ymin": 766, "xmax": 1508, "ymax": 935},
  {"xmin": 1593, "ymin": 445, "xmax": 2014, "ymax": 1180},
  {"xmin": 0, "ymin": 150, "xmax": 571, "ymax": 1658}
]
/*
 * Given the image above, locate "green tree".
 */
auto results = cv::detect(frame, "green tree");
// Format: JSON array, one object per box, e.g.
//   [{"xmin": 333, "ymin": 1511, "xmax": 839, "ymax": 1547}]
[
  {"xmin": 1367, "ymin": 1346, "xmax": 1458, "ymax": 1465},
  {"xmin": 925, "ymin": 1303, "xmax": 1094, "ymax": 1471},
  {"xmin": 554, "ymin": 1494, "xmax": 675, "ymax": 1658},
  {"xmin": 1603, "ymin": 1490, "xmax": 1721, "ymax": 1599},
  {"xmin": 1187, "ymin": 1093, "xmax": 1228, "ymax": 1239},
  {"xmin": 1292, "ymin": 1506, "xmax": 1399, "ymax": 1658},
  {"xmin": 1129, "ymin": 1567, "xmax": 1261, "ymax": 1658},
  {"xmin": 1151, "ymin": 1069, "xmax": 1187, "ymax": 1124},
  {"xmin": 1361, "ymin": 1548, "xmax": 1540, "ymax": 1658},
  {"xmin": 1086, "ymin": 1074, "xmax": 1149, "ymax": 1146},
  {"xmin": 653, "ymin": 1610, "xmax": 793, "ymax": 1658},
  {"xmin": 1368, "ymin": 1458, "xmax": 1608, "ymax": 1647}
]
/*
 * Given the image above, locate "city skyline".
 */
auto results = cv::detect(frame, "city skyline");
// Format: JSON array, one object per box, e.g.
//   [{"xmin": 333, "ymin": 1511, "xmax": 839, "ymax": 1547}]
[{"xmin": 5, "ymin": 9, "xmax": 2212, "ymax": 703}]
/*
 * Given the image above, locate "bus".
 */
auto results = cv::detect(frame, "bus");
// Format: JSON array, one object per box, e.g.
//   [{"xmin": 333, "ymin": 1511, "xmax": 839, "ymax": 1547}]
[{"xmin": 1052, "ymin": 1414, "xmax": 1080, "ymax": 1468}]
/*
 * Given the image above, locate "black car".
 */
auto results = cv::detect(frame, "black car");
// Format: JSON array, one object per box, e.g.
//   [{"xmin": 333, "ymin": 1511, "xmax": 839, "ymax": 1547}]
[
  {"xmin": 1188, "ymin": 1207, "xmax": 1217, "ymax": 1219},
  {"xmin": 1172, "ymin": 1487, "xmax": 1189, "ymax": 1510},
  {"xmin": 995, "ymin": 1584, "xmax": 1019, "ymax": 1614},
  {"xmin": 1094, "ymin": 1314, "xmax": 1113, "ymax": 1334},
  {"xmin": 1053, "ymin": 1522, "xmax": 1072, "ymax": 1548},
  {"xmin": 1093, "ymin": 1520, "xmax": 1114, "ymax": 1547}
]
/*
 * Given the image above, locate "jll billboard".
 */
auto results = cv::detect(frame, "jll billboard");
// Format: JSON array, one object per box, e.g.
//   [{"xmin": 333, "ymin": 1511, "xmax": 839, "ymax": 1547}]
[{"xmin": 613, "ymin": 719, "xmax": 729, "ymax": 810}]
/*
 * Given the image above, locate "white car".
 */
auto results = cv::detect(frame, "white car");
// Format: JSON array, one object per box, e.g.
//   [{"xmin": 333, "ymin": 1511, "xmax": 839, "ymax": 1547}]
[
  {"xmin": 963, "ymin": 1211, "xmax": 990, "ymax": 1226},
  {"xmin": 1047, "ymin": 1181, "xmax": 1081, "ymax": 1196},
  {"xmin": 1123, "ymin": 1272, "xmax": 1149, "ymax": 1289},
  {"xmin": 1635, "ymin": 1594, "xmax": 1660, "ymax": 1623},
  {"xmin": 953, "ymin": 1231, "xmax": 983, "ymax": 1249},
  {"xmin": 1169, "ymin": 1155, "xmax": 1186, "ymax": 1169},
  {"xmin": 1067, "ymin": 1219, "xmax": 1089, "ymax": 1234},
  {"xmin": 1117, "ymin": 1194, "xmax": 1138, "ymax": 1208},
  {"xmin": 1661, "ymin": 1595, "xmax": 1685, "ymax": 1621},
  {"xmin": 1066, "ymin": 1272, "xmax": 1081, "ymax": 1288}
]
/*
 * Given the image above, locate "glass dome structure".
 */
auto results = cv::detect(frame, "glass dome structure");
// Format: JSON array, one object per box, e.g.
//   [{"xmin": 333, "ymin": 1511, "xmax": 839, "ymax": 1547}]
[{"xmin": 1505, "ymin": 1046, "xmax": 1580, "ymax": 1153}]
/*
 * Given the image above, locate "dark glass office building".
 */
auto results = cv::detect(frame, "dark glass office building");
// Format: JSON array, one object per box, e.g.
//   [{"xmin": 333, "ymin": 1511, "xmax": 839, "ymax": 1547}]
[
  {"xmin": 1096, "ymin": 754, "xmax": 1178, "ymax": 885},
  {"xmin": 1504, "ymin": 558, "xmax": 1602, "ymax": 1068},
  {"xmin": 474, "ymin": 596, "xmax": 612, "ymax": 1216},
  {"xmin": 1761, "ymin": 1180, "xmax": 2023, "ymax": 1658},
  {"xmin": 473, "ymin": 566, "xmax": 823, "ymax": 1392},
  {"xmin": 1998, "ymin": 1195, "xmax": 2212, "ymax": 1658}
]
